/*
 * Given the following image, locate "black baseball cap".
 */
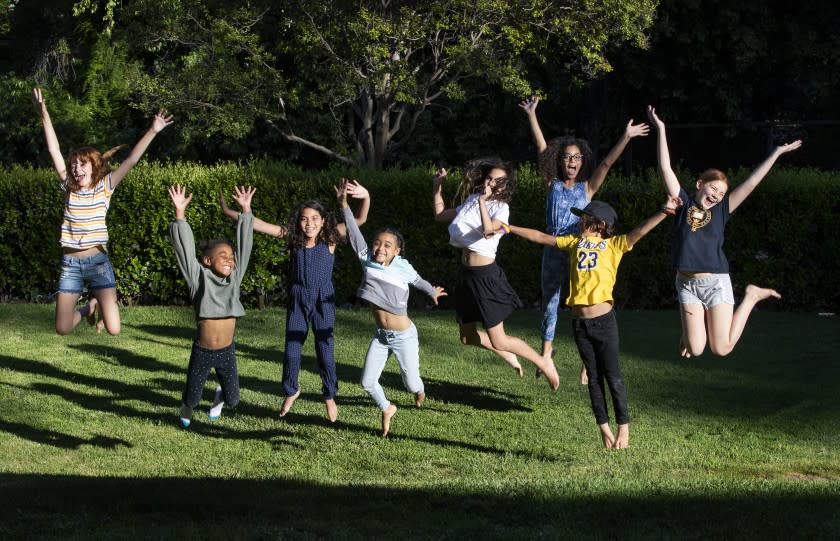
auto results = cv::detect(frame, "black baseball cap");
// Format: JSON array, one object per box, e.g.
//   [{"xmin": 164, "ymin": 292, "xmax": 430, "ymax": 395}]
[{"xmin": 571, "ymin": 201, "xmax": 617, "ymax": 227}]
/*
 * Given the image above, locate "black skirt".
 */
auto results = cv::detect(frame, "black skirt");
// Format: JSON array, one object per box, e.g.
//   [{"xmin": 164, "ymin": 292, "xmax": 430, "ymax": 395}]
[{"xmin": 454, "ymin": 263, "xmax": 523, "ymax": 329}]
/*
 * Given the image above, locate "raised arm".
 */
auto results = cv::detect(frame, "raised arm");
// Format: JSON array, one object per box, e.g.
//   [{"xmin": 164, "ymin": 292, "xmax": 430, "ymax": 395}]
[
  {"xmin": 504, "ymin": 223, "xmax": 557, "ymax": 247},
  {"xmin": 728, "ymin": 140, "xmax": 803, "ymax": 212},
  {"xmin": 32, "ymin": 88, "xmax": 67, "ymax": 181},
  {"xmin": 647, "ymin": 106, "xmax": 681, "ymax": 199},
  {"xmin": 587, "ymin": 118, "xmax": 650, "ymax": 197},
  {"xmin": 167, "ymin": 184, "xmax": 201, "ymax": 293},
  {"xmin": 230, "ymin": 185, "xmax": 255, "ymax": 281},
  {"xmin": 335, "ymin": 179, "xmax": 371, "ymax": 238},
  {"xmin": 109, "ymin": 109, "xmax": 174, "ymax": 189},
  {"xmin": 518, "ymin": 96, "xmax": 547, "ymax": 153},
  {"xmin": 432, "ymin": 167, "xmax": 457, "ymax": 223},
  {"xmin": 626, "ymin": 195, "xmax": 682, "ymax": 247},
  {"xmin": 220, "ymin": 189, "xmax": 288, "ymax": 238}
]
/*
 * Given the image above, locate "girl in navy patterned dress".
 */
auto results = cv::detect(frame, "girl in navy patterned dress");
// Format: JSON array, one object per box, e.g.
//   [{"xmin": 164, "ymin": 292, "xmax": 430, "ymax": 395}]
[{"xmin": 221, "ymin": 181, "xmax": 369, "ymax": 422}]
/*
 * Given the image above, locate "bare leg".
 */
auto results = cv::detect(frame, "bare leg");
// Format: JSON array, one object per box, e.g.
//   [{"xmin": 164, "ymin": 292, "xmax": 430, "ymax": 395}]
[
  {"xmin": 279, "ymin": 391, "xmax": 300, "ymax": 417},
  {"xmin": 613, "ymin": 423, "xmax": 629, "ymax": 449},
  {"xmin": 55, "ymin": 292, "xmax": 83, "ymax": 335},
  {"xmin": 484, "ymin": 322, "xmax": 559, "ymax": 391},
  {"xmin": 414, "ymin": 392, "xmax": 425, "ymax": 408},
  {"xmin": 579, "ymin": 363, "xmax": 589, "ymax": 385},
  {"xmin": 92, "ymin": 287, "xmax": 120, "ymax": 335},
  {"xmin": 382, "ymin": 404, "xmax": 397, "ymax": 436},
  {"xmin": 707, "ymin": 285, "xmax": 780, "ymax": 356},
  {"xmin": 599, "ymin": 423, "xmax": 616, "ymax": 448},
  {"xmin": 86, "ymin": 297, "xmax": 99, "ymax": 326},
  {"xmin": 324, "ymin": 398, "xmax": 338, "ymax": 422},
  {"xmin": 679, "ymin": 303, "xmax": 707, "ymax": 358},
  {"xmin": 459, "ymin": 323, "xmax": 523, "ymax": 377}
]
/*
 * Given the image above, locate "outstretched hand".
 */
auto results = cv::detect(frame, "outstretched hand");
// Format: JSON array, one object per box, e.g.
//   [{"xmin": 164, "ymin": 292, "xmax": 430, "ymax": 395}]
[
  {"xmin": 334, "ymin": 178, "xmax": 350, "ymax": 207},
  {"xmin": 777, "ymin": 140, "xmax": 803, "ymax": 155},
  {"xmin": 433, "ymin": 167, "xmax": 447, "ymax": 188},
  {"xmin": 518, "ymin": 96, "xmax": 539, "ymax": 115},
  {"xmin": 231, "ymin": 185, "xmax": 256, "ymax": 213},
  {"xmin": 151, "ymin": 109, "xmax": 174, "ymax": 133},
  {"xmin": 343, "ymin": 179, "xmax": 369, "ymax": 200},
  {"xmin": 32, "ymin": 88, "xmax": 46, "ymax": 109},
  {"xmin": 430, "ymin": 286, "xmax": 448, "ymax": 306},
  {"xmin": 646, "ymin": 105, "xmax": 665, "ymax": 130},
  {"xmin": 168, "ymin": 184, "xmax": 193, "ymax": 213},
  {"xmin": 625, "ymin": 119, "xmax": 650, "ymax": 139}
]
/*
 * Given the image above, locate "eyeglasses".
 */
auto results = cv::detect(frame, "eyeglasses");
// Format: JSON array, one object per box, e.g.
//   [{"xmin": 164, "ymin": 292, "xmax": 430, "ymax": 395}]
[{"xmin": 561, "ymin": 153, "xmax": 584, "ymax": 162}]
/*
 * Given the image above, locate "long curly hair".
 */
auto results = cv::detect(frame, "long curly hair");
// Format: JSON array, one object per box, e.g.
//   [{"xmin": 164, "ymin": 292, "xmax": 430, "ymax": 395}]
[
  {"xmin": 287, "ymin": 200, "xmax": 341, "ymax": 251},
  {"xmin": 64, "ymin": 145, "xmax": 127, "ymax": 192},
  {"xmin": 454, "ymin": 157, "xmax": 516, "ymax": 205},
  {"xmin": 538, "ymin": 136, "xmax": 593, "ymax": 189}
]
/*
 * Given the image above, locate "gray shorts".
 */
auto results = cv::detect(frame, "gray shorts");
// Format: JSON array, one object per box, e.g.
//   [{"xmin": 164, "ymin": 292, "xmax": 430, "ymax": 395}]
[{"xmin": 675, "ymin": 273, "xmax": 735, "ymax": 308}]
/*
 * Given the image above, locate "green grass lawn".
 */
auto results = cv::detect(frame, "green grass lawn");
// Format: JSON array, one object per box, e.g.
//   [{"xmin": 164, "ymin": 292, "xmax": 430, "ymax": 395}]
[{"xmin": 1, "ymin": 304, "xmax": 838, "ymax": 540}]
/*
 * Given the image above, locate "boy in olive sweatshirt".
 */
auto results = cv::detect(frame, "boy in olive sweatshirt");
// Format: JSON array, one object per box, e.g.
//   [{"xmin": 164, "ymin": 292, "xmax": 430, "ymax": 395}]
[{"xmin": 168, "ymin": 184, "xmax": 255, "ymax": 428}]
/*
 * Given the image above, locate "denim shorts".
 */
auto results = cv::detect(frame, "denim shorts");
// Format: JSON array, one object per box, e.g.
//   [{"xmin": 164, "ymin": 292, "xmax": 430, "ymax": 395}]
[
  {"xmin": 676, "ymin": 273, "xmax": 735, "ymax": 308},
  {"xmin": 57, "ymin": 250, "xmax": 116, "ymax": 294}
]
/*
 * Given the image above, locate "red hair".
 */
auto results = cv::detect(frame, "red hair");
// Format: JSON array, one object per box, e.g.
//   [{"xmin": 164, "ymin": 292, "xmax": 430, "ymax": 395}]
[
  {"xmin": 64, "ymin": 145, "xmax": 126, "ymax": 192},
  {"xmin": 697, "ymin": 168, "xmax": 729, "ymax": 186}
]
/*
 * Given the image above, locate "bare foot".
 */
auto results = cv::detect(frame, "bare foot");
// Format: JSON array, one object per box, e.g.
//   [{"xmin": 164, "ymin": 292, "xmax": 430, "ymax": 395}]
[
  {"xmin": 95, "ymin": 320, "xmax": 105, "ymax": 334},
  {"xmin": 535, "ymin": 347, "xmax": 552, "ymax": 379},
  {"xmin": 279, "ymin": 391, "xmax": 300, "ymax": 417},
  {"xmin": 613, "ymin": 424, "xmax": 629, "ymax": 449},
  {"xmin": 599, "ymin": 423, "xmax": 615, "ymax": 448},
  {"xmin": 324, "ymin": 398, "xmax": 338, "ymax": 422},
  {"xmin": 414, "ymin": 391, "xmax": 426, "ymax": 408},
  {"xmin": 540, "ymin": 356, "xmax": 560, "ymax": 391},
  {"xmin": 499, "ymin": 351, "xmax": 523, "ymax": 377},
  {"xmin": 579, "ymin": 363, "xmax": 589, "ymax": 385},
  {"xmin": 382, "ymin": 404, "xmax": 397, "ymax": 436},
  {"xmin": 86, "ymin": 297, "xmax": 98, "ymax": 326},
  {"xmin": 745, "ymin": 284, "xmax": 781, "ymax": 303}
]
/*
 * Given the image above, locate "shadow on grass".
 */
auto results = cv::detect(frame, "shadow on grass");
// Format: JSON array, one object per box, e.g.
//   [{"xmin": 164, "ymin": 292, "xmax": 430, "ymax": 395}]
[
  {"xmin": 0, "ymin": 474, "xmax": 837, "ymax": 540},
  {"xmin": 0, "ymin": 419, "xmax": 131, "ymax": 450}
]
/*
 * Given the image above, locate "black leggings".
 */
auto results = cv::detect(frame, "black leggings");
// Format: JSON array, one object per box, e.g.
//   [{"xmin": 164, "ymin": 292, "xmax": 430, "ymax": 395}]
[
  {"xmin": 182, "ymin": 342, "xmax": 240, "ymax": 409},
  {"xmin": 572, "ymin": 310, "xmax": 629, "ymax": 426}
]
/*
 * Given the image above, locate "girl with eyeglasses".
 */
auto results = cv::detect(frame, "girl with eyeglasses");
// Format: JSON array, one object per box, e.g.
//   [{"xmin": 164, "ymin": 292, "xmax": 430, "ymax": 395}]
[
  {"xmin": 519, "ymin": 96, "xmax": 648, "ymax": 384},
  {"xmin": 433, "ymin": 157, "xmax": 560, "ymax": 391},
  {"xmin": 647, "ymin": 105, "xmax": 801, "ymax": 359}
]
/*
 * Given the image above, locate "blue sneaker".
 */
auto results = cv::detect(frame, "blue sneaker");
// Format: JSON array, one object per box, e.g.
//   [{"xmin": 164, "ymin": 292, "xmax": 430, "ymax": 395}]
[
  {"xmin": 180, "ymin": 417, "xmax": 191, "ymax": 428},
  {"xmin": 179, "ymin": 404, "xmax": 193, "ymax": 428}
]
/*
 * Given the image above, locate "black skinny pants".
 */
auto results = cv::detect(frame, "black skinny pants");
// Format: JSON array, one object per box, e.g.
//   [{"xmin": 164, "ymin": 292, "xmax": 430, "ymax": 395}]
[
  {"xmin": 182, "ymin": 341, "xmax": 240, "ymax": 409},
  {"xmin": 572, "ymin": 310, "xmax": 629, "ymax": 425}
]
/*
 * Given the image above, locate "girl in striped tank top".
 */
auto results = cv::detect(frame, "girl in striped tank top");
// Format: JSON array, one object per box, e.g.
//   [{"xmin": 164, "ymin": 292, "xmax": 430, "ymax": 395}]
[{"xmin": 33, "ymin": 88, "xmax": 173, "ymax": 336}]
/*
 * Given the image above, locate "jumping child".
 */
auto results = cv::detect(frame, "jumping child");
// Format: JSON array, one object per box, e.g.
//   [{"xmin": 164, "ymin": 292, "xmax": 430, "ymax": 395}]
[
  {"xmin": 168, "ymin": 184, "xmax": 255, "ymax": 428},
  {"xmin": 519, "ymin": 96, "xmax": 648, "ymax": 383},
  {"xmin": 221, "ymin": 180, "xmax": 370, "ymax": 422},
  {"xmin": 341, "ymin": 182, "xmax": 447, "ymax": 436},
  {"xmin": 33, "ymin": 87, "xmax": 173, "ymax": 335},
  {"xmin": 646, "ymin": 105, "xmax": 802, "ymax": 358},
  {"xmin": 502, "ymin": 196, "xmax": 682, "ymax": 448},
  {"xmin": 432, "ymin": 158, "xmax": 560, "ymax": 390}
]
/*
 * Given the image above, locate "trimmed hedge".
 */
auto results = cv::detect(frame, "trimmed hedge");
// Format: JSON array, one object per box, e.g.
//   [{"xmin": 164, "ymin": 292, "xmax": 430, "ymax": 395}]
[{"xmin": 1, "ymin": 162, "xmax": 837, "ymax": 311}]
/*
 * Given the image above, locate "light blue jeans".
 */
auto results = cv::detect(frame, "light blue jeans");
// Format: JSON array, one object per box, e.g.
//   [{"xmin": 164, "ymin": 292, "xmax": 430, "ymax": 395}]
[
  {"xmin": 361, "ymin": 323, "xmax": 424, "ymax": 411},
  {"xmin": 541, "ymin": 245, "xmax": 570, "ymax": 341}
]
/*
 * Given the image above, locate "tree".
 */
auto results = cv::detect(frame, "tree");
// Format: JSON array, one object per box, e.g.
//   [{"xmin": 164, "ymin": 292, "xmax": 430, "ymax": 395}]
[{"xmin": 274, "ymin": 0, "xmax": 657, "ymax": 167}]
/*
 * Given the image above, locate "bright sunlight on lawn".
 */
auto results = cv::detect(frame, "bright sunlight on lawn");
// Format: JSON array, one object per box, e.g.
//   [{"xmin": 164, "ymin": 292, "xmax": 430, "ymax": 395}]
[{"xmin": 1, "ymin": 304, "xmax": 838, "ymax": 540}]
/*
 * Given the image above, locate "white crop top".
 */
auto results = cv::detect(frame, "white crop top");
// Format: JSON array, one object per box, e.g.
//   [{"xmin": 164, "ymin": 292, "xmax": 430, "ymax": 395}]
[{"xmin": 447, "ymin": 194, "xmax": 510, "ymax": 258}]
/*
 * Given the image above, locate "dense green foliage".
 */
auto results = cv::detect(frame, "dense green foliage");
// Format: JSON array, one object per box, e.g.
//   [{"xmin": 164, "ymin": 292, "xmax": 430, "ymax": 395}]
[
  {"xmin": 1, "ymin": 305, "xmax": 839, "ymax": 539},
  {"xmin": 1, "ymin": 162, "xmax": 837, "ymax": 310},
  {"xmin": 4, "ymin": 1, "xmax": 838, "ymax": 171}
]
